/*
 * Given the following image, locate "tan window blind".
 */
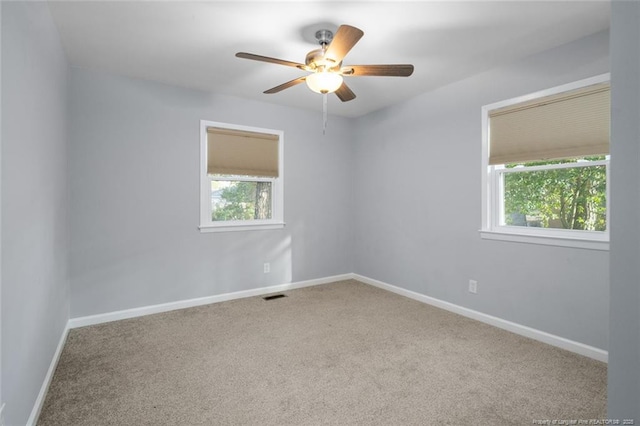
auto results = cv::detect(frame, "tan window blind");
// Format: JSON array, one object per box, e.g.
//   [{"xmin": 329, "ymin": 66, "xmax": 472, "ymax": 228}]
[
  {"xmin": 207, "ymin": 127, "xmax": 279, "ymax": 177},
  {"xmin": 488, "ymin": 83, "xmax": 610, "ymax": 165}
]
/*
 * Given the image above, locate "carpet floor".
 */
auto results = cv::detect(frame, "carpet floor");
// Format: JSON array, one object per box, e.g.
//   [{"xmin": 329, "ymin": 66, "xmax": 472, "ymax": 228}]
[{"xmin": 38, "ymin": 280, "xmax": 606, "ymax": 425}]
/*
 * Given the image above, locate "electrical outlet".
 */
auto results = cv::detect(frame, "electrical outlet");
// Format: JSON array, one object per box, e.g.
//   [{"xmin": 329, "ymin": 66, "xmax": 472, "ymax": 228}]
[
  {"xmin": 468, "ymin": 279, "xmax": 478, "ymax": 294},
  {"xmin": 263, "ymin": 263, "xmax": 270, "ymax": 273}
]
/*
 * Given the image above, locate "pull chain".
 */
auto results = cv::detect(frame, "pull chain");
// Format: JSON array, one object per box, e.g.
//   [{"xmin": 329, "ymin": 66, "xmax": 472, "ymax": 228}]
[{"xmin": 322, "ymin": 93, "xmax": 328, "ymax": 135}]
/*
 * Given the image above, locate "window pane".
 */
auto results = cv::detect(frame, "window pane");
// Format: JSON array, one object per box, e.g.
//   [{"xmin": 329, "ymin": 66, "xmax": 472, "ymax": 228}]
[
  {"xmin": 503, "ymin": 164, "xmax": 606, "ymax": 231},
  {"xmin": 211, "ymin": 181, "xmax": 272, "ymax": 221}
]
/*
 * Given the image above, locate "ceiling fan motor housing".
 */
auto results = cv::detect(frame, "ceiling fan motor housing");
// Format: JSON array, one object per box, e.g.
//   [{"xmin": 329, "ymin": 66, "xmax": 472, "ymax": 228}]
[{"xmin": 305, "ymin": 49, "xmax": 341, "ymax": 69}]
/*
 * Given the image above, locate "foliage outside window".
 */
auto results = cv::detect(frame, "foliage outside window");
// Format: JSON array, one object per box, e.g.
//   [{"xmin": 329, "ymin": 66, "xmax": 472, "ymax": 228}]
[
  {"xmin": 211, "ymin": 179, "xmax": 272, "ymax": 221},
  {"xmin": 500, "ymin": 157, "xmax": 607, "ymax": 231}
]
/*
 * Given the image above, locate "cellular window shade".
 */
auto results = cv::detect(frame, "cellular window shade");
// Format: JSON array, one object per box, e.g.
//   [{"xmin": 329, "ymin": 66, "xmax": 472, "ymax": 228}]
[
  {"xmin": 207, "ymin": 127, "xmax": 279, "ymax": 177},
  {"xmin": 488, "ymin": 83, "xmax": 610, "ymax": 165}
]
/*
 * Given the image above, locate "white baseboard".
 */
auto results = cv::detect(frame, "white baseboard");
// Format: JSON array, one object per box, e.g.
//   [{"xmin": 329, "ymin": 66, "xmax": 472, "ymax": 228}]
[
  {"xmin": 26, "ymin": 323, "xmax": 70, "ymax": 426},
  {"xmin": 68, "ymin": 273, "xmax": 353, "ymax": 329},
  {"xmin": 353, "ymin": 273, "xmax": 608, "ymax": 363}
]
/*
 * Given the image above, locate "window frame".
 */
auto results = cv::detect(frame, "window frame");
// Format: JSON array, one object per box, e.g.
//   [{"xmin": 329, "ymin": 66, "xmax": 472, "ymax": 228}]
[
  {"xmin": 199, "ymin": 120, "xmax": 284, "ymax": 233},
  {"xmin": 480, "ymin": 74, "xmax": 610, "ymax": 251}
]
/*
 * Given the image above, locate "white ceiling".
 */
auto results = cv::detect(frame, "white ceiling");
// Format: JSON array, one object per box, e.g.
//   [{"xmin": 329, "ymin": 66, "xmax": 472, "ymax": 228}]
[{"xmin": 48, "ymin": 1, "xmax": 610, "ymax": 118}]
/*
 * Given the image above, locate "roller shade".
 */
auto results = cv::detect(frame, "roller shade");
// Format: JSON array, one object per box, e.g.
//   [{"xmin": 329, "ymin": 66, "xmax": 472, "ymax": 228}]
[
  {"xmin": 489, "ymin": 83, "xmax": 610, "ymax": 165},
  {"xmin": 207, "ymin": 127, "xmax": 279, "ymax": 177}
]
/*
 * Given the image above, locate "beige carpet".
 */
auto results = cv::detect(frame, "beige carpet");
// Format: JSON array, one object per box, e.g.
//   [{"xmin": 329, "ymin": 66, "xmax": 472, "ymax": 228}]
[{"xmin": 38, "ymin": 280, "xmax": 606, "ymax": 425}]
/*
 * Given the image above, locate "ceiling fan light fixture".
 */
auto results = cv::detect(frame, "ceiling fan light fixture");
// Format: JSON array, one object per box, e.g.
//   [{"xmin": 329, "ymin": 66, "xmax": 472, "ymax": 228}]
[{"xmin": 305, "ymin": 71, "xmax": 343, "ymax": 94}]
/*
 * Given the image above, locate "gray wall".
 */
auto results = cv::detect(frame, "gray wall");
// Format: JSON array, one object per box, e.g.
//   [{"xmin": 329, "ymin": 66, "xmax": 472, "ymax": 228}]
[
  {"xmin": 68, "ymin": 68, "xmax": 354, "ymax": 317},
  {"xmin": 0, "ymin": 0, "xmax": 4, "ymax": 418},
  {"xmin": 352, "ymin": 30, "xmax": 610, "ymax": 350},
  {"xmin": 1, "ymin": 2, "xmax": 70, "ymax": 425},
  {"xmin": 608, "ymin": 0, "xmax": 640, "ymax": 419}
]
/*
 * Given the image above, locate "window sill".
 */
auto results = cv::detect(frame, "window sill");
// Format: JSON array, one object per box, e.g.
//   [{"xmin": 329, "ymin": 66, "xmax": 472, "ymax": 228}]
[
  {"xmin": 199, "ymin": 222, "xmax": 285, "ymax": 233},
  {"xmin": 479, "ymin": 229, "xmax": 609, "ymax": 251}
]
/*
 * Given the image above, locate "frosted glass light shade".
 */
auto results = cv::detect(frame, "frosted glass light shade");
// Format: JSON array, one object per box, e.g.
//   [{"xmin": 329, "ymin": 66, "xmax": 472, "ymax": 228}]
[{"xmin": 306, "ymin": 72, "xmax": 343, "ymax": 94}]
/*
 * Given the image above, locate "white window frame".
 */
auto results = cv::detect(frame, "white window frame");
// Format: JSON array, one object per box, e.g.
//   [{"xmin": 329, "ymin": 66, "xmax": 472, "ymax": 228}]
[
  {"xmin": 480, "ymin": 74, "xmax": 610, "ymax": 251},
  {"xmin": 199, "ymin": 120, "xmax": 284, "ymax": 233}
]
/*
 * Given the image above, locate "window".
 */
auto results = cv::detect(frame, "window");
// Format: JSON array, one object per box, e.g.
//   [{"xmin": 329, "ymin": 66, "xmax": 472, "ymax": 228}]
[
  {"xmin": 481, "ymin": 74, "xmax": 610, "ymax": 250},
  {"xmin": 199, "ymin": 121, "xmax": 284, "ymax": 232}
]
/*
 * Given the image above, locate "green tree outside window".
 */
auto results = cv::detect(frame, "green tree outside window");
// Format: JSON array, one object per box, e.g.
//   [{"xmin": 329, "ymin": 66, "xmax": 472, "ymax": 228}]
[{"xmin": 503, "ymin": 157, "xmax": 606, "ymax": 231}]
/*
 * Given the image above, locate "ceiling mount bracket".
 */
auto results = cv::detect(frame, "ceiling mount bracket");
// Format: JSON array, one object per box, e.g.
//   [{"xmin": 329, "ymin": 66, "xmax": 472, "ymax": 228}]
[{"xmin": 315, "ymin": 29, "xmax": 333, "ymax": 47}]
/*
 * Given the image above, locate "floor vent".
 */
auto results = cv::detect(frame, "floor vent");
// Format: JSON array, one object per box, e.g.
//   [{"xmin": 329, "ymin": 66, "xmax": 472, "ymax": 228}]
[{"xmin": 263, "ymin": 294, "xmax": 287, "ymax": 301}]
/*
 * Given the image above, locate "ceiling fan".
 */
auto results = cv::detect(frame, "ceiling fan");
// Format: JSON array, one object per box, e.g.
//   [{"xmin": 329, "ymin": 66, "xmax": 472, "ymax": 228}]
[{"xmin": 236, "ymin": 24, "xmax": 414, "ymax": 102}]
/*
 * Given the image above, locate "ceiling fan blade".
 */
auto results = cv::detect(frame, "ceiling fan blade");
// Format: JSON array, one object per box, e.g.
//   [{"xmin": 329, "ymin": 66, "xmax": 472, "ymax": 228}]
[
  {"xmin": 342, "ymin": 64, "xmax": 414, "ymax": 77},
  {"xmin": 264, "ymin": 76, "xmax": 307, "ymax": 94},
  {"xmin": 236, "ymin": 52, "xmax": 306, "ymax": 69},
  {"xmin": 323, "ymin": 25, "xmax": 364, "ymax": 65},
  {"xmin": 335, "ymin": 82, "xmax": 356, "ymax": 102}
]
